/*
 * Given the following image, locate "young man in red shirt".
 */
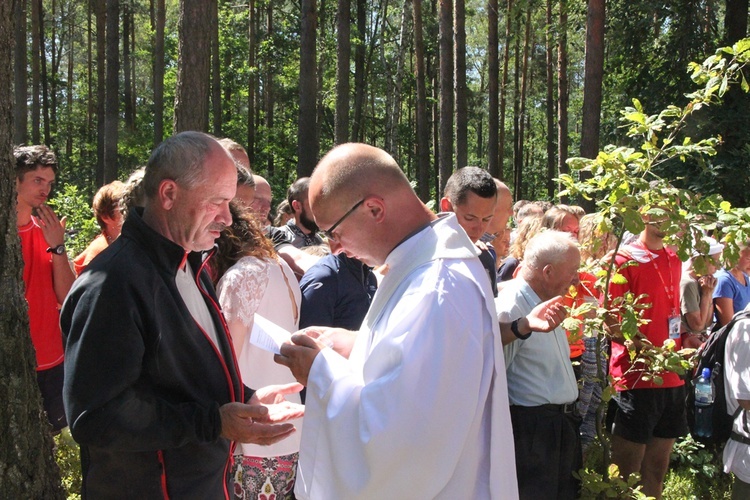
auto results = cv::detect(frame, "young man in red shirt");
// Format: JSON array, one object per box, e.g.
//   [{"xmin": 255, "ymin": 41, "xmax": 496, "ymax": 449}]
[{"xmin": 15, "ymin": 145, "xmax": 76, "ymax": 433}]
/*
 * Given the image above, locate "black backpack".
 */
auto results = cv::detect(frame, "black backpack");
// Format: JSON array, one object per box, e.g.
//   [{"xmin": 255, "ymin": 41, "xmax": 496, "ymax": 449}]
[{"xmin": 685, "ymin": 310, "xmax": 750, "ymax": 445}]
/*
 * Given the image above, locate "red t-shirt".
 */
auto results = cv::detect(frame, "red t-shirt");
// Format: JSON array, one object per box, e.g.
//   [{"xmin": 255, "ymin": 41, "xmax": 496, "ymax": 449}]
[
  {"xmin": 608, "ymin": 244, "xmax": 683, "ymax": 390},
  {"xmin": 563, "ymin": 271, "xmax": 598, "ymax": 359},
  {"xmin": 19, "ymin": 218, "xmax": 65, "ymax": 370}
]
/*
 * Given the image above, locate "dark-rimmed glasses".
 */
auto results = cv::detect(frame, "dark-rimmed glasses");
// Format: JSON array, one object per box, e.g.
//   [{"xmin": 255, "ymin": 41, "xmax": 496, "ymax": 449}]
[{"xmin": 322, "ymin": 199, "xmax": 365, "ymax": 240}]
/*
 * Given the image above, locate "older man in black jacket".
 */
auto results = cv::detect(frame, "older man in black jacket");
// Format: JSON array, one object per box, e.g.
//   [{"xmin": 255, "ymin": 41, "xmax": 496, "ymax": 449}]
[{"xmin": 62, "ymin": 131, "xmax": 303, "ymax": 499}]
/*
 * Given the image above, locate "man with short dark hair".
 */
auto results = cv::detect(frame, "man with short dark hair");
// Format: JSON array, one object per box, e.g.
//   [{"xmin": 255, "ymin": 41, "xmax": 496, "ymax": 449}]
[
  {"xmin": 62, "ymin": 131, "xmax": 302, "ymax": 498},
  {"xmin": 278, "ymin": 177, "xmax": 325, "ymax": 248},
  {"xmin": 15, "ymin": 144, "xmax": 76, "ymax": 434},
  {"xmin": 440, "ymin": 166, "xmax": 498, "ymax": 296}
]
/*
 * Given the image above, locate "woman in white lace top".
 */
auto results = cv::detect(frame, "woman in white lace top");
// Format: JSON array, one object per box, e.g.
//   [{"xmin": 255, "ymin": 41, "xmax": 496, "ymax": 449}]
[{"xmin": 214, "ymin": 203, "xmax": 303, "ymax": 500}]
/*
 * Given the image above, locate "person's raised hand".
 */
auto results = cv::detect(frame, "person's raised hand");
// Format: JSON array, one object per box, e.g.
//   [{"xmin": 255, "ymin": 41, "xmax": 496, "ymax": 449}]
[
  {"xmin": 36, "ymin": 204, "xmax": 66, "ymax": 249},
  {"xmin": 527, "ymin": 295, "xmax": 568, "ymax": 333},
  {"xmin": 274, "ymin": 334, "xmax": 324, "ymax": 387}
]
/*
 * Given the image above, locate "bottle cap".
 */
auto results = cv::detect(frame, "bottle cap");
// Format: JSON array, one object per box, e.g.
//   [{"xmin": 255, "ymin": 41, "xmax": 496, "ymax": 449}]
[{"xmin": 702, "ymin": 367, "xmax": 711, "ymax": 378}]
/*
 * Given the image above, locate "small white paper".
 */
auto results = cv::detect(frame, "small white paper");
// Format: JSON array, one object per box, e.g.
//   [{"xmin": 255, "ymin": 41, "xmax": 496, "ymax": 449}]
[{"xmin": 249, "ymin": 315, "xmax": 292, "ymax": 354}]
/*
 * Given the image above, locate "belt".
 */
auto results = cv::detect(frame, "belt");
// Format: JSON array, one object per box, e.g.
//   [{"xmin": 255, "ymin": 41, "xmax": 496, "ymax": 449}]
[
  {"xmin": 511, "ymin": 402, "xmax": 578, "ymax": 415},
  {"xmin": 539, "ymin": 402, "xmax": 578, "ymax": 415}
]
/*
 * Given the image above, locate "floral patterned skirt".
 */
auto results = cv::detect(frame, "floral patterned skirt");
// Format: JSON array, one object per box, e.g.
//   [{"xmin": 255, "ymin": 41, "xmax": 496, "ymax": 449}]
[{"xmin": 231, "ymin": 452, "xmax": 299, "ymax": 500}]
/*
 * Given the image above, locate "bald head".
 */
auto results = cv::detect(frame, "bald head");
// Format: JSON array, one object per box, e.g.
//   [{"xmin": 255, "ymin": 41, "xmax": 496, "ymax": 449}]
[
  {"xmin": 487, "ymin": 179, "xmax": 513, "ymax": 236},
  {"xmin": 249, "ymin": 175, "xmax": 272, "ymax": 223},
  {"xmin": 310, "ymin": 143, "xmax": 434, "ymax": 265}
]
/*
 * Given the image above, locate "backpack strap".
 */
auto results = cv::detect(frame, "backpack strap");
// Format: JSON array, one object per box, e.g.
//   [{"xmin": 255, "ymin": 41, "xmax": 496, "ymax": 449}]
[{"xmin": 729, "ymin": 406, "xmax": 750, "ymax": 445}]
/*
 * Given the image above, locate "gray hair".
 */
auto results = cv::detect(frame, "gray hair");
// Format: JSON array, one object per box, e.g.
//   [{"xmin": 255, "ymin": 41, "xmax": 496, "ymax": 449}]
[
  {"xmin": 143, "ymin": 131, "xmax": 218, "ymax": 200},
  {"xmin": 524, "ymin": 230, "xmax": 579, "ymax": 270}
]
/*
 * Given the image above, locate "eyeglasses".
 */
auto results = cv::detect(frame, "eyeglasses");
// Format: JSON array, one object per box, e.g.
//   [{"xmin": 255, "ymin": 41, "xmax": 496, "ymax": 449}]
[{"xmin": 323, "ymin": 199, "xmax": 365, "ymax": 241}]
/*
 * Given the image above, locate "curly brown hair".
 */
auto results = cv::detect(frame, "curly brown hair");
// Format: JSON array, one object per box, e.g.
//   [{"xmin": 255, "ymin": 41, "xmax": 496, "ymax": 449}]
[{"xmin": 212, "ymin": 202, "xmax": 277, "ymax": 284}]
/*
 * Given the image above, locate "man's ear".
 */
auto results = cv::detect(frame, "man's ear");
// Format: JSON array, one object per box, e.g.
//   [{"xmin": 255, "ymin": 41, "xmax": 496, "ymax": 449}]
[
  {"xmin": 158, "ymin": 179, "xmax": 178, "ymax": 210},
  {"xmin": 440, "ymin": 197, "xmax": 453, "ymax": 213},
  {"xmin": 364, "ymin": 197, "xmax": 387, "ymax": 224},
  {"xmin": 291, "ymin": 199, "xmax": 302, "ymax": 213}
]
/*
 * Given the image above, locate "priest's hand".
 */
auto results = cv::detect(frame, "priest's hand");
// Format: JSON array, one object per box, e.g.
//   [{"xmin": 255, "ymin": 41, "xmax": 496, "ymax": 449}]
[
  {"xmin": 527, "ymin": 295, "xmax": 568, "ymax": 332},
  {"xmin": 219, "ymin": 402, "xmax": 297, "ymax": 445},
  {"xmin": 275, "ymin": 334, "xmax": 326, "ymax": 386},
  {"xmin": 301, "ymin": 326, "xmax": 357, "ymax": 359}
]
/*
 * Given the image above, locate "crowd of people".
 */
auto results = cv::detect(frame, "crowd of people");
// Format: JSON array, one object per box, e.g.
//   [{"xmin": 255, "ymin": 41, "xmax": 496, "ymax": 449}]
[{"xmin": 13, "ymin": 134, "xmax": 750, "ymax": 499}]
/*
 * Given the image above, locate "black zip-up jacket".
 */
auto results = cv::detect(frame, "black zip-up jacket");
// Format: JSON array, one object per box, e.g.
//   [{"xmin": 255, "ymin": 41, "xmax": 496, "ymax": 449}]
[{"xmin": 62, "ymin": 208, "xmax": 245, "ymax": 499}]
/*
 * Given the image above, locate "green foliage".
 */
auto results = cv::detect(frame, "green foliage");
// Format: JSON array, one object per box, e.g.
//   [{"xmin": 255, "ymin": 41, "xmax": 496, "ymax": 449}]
[
  {"xmin": 665, "ymin": 436, "xmax": 733, "ymax": 499},
  {"xmin": 48, "ymin": 184, "xmax": 99, "ymax": 258},
  {"xmin": 54, "ymin": 429, "xmax": 81, "ymax": 500}
]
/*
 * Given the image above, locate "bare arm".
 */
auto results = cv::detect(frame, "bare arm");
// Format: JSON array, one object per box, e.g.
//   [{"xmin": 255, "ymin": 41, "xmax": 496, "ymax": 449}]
[
  {"xmin": 685, "ymin": 275, "xmax": 717, "ymax": 332},
  {"xmin": 714, "ymin": 297, "xmax": 734, "ymax": 327},
  {"xmin": 36, "ymin": 204, "xmax": 76, "ymax": 303},
  {"xmin": 739, "ymin": 399, "xmax": 750, "ymax": 411}
]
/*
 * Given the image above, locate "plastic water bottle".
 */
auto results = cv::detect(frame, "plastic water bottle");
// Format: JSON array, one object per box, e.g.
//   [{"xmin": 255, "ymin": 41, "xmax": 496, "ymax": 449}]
[{"xmin": 694, "ymin": 367, "xmax": 714, "ymax": 438}]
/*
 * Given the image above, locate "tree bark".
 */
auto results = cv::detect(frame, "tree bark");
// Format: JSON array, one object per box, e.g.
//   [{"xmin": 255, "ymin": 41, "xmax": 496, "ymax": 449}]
[
  {"xmin": 174, "ymin": 0, "xmax": 213, "ymax": 133},
  {"xmin": 351, "ymin": 0, "xmax": 366, "ymax": 142},
  {"xmin": 545, "ymin": 0, "xmax": 555, "ymax": 198},
  {"xmin": 38, "ymin": 0, "xmax": 51, "ymax": 146},
  {"xmin": 725, "ymin": 0, "xmax": 748, "ymax": 43},
  {"xmin": 557, "ymin": 0, "xmax": 569, "ymax": 191},
  {"xmin": 298, "ymin": 0, "xmax": 318, "ymax": 177},
  {"xmin": 152, "ymin": 0, "xmax": 165, "ymax": 146},
  {"xmin": 66, "ymin": 12, "xmax": 74, "ymax": 157},
  {"xmin": 438, "ymin": 0, "xmax": 454, "ymax": 192},
  {"xmin": 211, "ymin": 0, "xmax": 221, "ymax": 136},
  {"xmin": 123, "ymin": 1, "xmax": 134, "ymax": 133},
  {"xmin": 488, "ymin": 0, "xmax": 499, "ymax": 177},
  {"xmin": 413, "ymin": 0, "xmax": 431, "ymax": 201},
  {"xmin": 95, "ymin": 0, "xmax": 105, "ymax": 185},
  {"xmin": 386, "ymin": 0, "xmax": 410, "ymax": 157},
  {"xmin": 14, "ymin": 0, "xmax": 28, "ymax": 145},
  {"xmin": 514, "ymin": 4, "xmax": 531, "ymax": 200},
  {"xmin": 499, "ymin": 0, "xmax": 513, "ymax": 182},
  {"xmin": 30, "ymin": 0, "xmax": 40, "ymax": 144},
  {"xmin": 265, "ymin": 3, "xmax": 275, "ymax": 175},
  {"xmin": 454, "ymin": 0, "xmax": 467, "ymax": 169},
  {"xmin": 335, "ymin": 0, "xmax": 351, "ymax": 145},
  {"xmin": 579, "ymin": 0, "xmax": 605, "ymax": 211},
  {"xmin": 0, "ymin": 0, "xmax": 64, "ymax": 493},
  {"xmin": 247, "ymin": 0, "xmax": 256, "ymax": 162},
  {"xmin": 512, "ymin": 7, "xmax": 521, "ymax": 200},
  {"xmin": 103, "ymin": 0, "xmax": 119, "ymax": 184}
]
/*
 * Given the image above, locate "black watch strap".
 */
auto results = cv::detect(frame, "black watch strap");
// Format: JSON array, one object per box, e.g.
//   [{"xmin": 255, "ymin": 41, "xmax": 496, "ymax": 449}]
[
  {"xmin": 511, "ymin": 318, "xmax": 532, "ymax": 340},
  {"xmin": 46, "ymin": 244, "xmax": 66, "ymax": 255}
]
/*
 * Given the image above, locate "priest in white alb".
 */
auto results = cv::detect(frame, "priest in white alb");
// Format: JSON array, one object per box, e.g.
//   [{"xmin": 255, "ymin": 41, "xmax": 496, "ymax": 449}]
[{"xmin": 275, "ymin": 143, "xmax": 566, "ymax": 499}]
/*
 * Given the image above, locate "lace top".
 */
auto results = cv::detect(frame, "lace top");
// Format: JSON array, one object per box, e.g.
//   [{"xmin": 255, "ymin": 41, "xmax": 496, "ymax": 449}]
[{"xmin": 217, "ymin": 255, "xmax": 303, "ymax": 457}]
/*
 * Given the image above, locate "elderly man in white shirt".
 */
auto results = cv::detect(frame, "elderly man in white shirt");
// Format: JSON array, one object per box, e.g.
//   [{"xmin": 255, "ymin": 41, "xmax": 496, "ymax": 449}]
[
  {"xmin": 496, "ymin": 230, "xmax": 582, "ymax": 500},
  {"xmin": 275, "ymin": 143, "xmax": 567, "ymax": 500}
]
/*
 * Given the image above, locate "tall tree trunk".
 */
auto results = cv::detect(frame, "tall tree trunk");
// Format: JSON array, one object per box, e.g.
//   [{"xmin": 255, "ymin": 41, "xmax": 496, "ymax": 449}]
[
  {"xmin": 66, "ymin": 13, "xmax": 74, "ymax": 157},
  {"xmin": 152, "ymin": 0, "xmax": 165, "ymax": 146},
  {"xmin": 386, "ymin": 0, "xmax": 411, "ymax": 157},
  {"xmin": 316, "ymin": 0, "xmax": 326, "ymax": 153},
  {"xmin": 123, "ymin": 1, "xmax": 134, "ymax": 133},
  {"xmin": 0, "ymin": 0, "xmax": 64, "ymax": 493},
  {"xmin": 298, "ymin": 0, "xmax": 318, "ymax": 177},
  {"xmin": 265, "ymin": 3, "xmax": 275, "ymax": 175},
  {"xmin": 211, "ymin": 0, "xmax": 221, "ymax": 136},
  {"xmin": 247, "ymin": 0, "xmax": 256, "ymax": 162},
  {"xmin": 545, "ymin": 0, "xmax": 555, "ymax": 198},
  {"xmin": 87, "ymin": 0, "xmax": 93, "ymax": 156},
  {"xmin": 95, "ymin": 0, "xmax": 105, "ymax": 185},
  {"xmin": 515, "ymin": 3, "xmax": 531, "ymax": 200},
  {"xmin": 31, "ymin": 0, "xmax": 40, "ymax": 144},
  {"xmin": 438, "ymin": 0, "xmax": 454, "ymax": 192},
  {"xmin": 351, "ymin": 0, "xmax": 366, "ymax": 141},
  {"xmin": 49, "ymin": 0, "xmax": 57, "ymax": 135},
  {"xmin": 557, "ymin": 0, "xmax": 569, "ymax": 193},
  {"xmin": 174, "ymin": 0, "xmax": 213, "ymax": 133},
  {"xmin": 512, "ymin": 7, "xmax": 521, "ymax": 200},
  {"xmin": 14, "ymin": 0, "xmax": 28, "ymax": 145},
  {"xmin": 579, "ymin": 0, "xmax": 605, "ymax": 211},
  {"xmin": 335, "ymin": 0, "xmax": 351, "ymax": 145},
  {"xmin": 499, "ymin": 0, "xmax": 512, "ymax": 181},
  {"xmin": 103, "ymin": 0, "xmax": 119, "ymax": 184},
  {"xmin": 725, "ymin": 0, "xmax": 748, "ymax": 43},
  {"xmin": 488, "ymin": 0, "xmax": 499, "ymax": 177},
  {"xmin": 454, "ymin": 0, "xmax": 467, "ymax": 169},
  {"xmin": 413, "ymin": 0, "xmax": 430, "ymax": 201},
  {"xmin": 38, "ymin": 0, "xmax": 51, "ymax": 146}
]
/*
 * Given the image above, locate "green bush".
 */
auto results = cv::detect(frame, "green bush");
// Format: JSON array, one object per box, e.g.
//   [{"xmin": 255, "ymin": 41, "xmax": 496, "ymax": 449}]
[
  {"xmin": 48, "ymin": 184, "xmax": 100, "ymax": 258},
  {"xmin": 54, "ymin": 429, "xmax": 81, "ymax": 499}
]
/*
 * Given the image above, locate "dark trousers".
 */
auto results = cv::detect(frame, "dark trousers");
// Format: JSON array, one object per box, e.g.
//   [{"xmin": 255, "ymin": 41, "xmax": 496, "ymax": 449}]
[{"xmin": 510, "ymin": 404, "xmax": 582, "ymax": 500}]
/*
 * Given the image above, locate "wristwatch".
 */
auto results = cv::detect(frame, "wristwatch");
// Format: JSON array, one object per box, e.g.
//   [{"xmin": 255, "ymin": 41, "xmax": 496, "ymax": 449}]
[
  {"xmin": 511, "ymin": 318, "xmax": 532, "ymax": 340},
  {"xmin": 46, "ymin": 244, "xmax": 66, "ymax": 255}
]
